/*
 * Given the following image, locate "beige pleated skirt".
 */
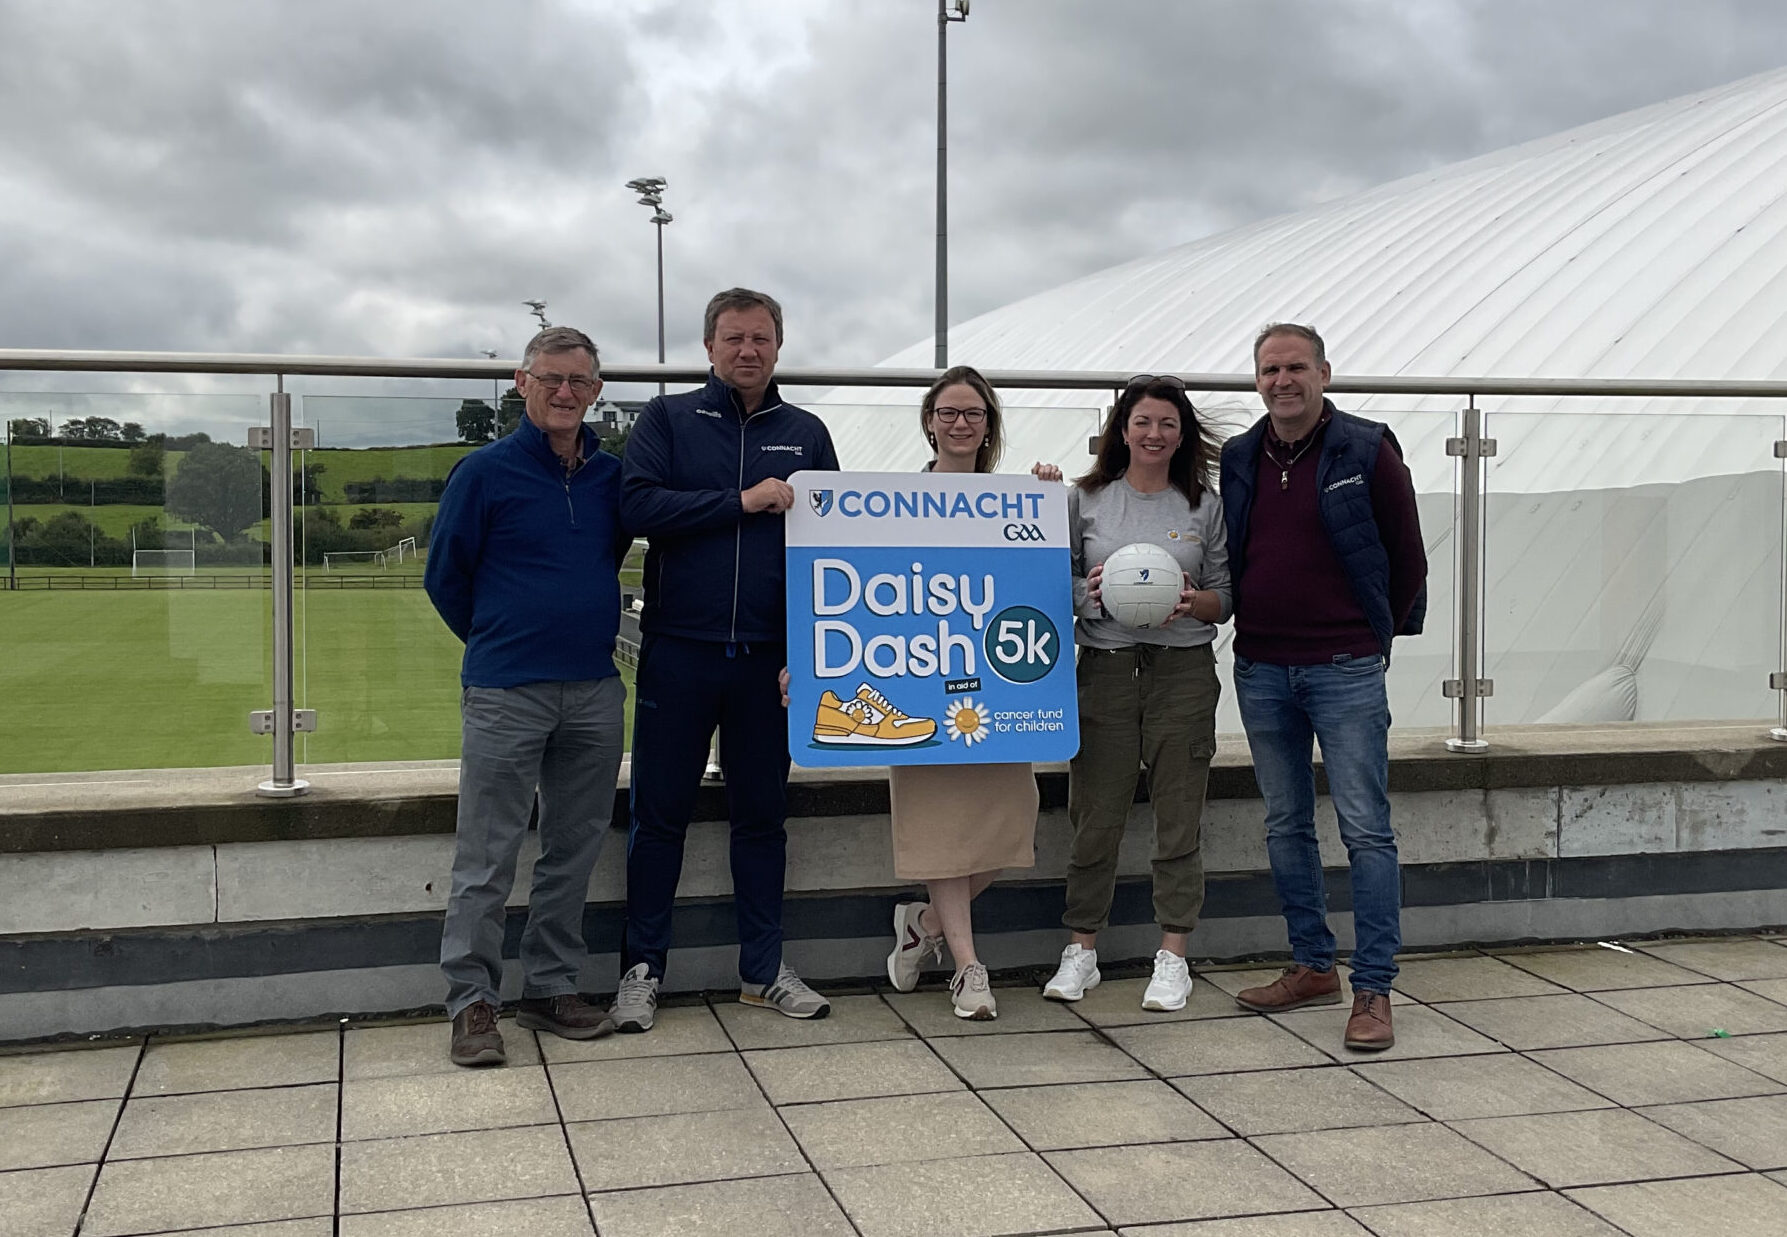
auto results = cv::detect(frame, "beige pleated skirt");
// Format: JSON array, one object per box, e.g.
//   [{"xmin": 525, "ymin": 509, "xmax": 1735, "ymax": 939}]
[{"xmin": 888, "ymin": 762, "xmax": 1039, "ymax": 880}]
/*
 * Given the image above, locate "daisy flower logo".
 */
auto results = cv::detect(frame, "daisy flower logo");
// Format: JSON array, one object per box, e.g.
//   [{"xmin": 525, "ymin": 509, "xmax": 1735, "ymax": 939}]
[{"xmin": 943, "ymin": 697, "xmax": 992, "ymax": 746}]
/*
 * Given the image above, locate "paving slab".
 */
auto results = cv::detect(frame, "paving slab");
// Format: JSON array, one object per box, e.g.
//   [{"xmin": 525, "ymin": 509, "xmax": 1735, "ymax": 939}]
[
  {"xmin": 338, "ymin": 1196, "xmax": 594, "ymax": 1237},
  {"xmin": 535, "ymin": 1003, "xmax": 729, "ymax": 1062},
  {"xmin": 827, "ymin": 1150, "xmax": 1103, "ymax": 1236},
  {"xmin": 1173, "ymin": 1066, "xmax": 1423, "ymax": 1136},
  {"xmin": 111, "ymin": 1083, "xmax": 337, "ymax": 1159},
  {"xmin": 1112, "ymin": 1214, "xmax": 1369, "ymax": 1237},
  {"xmin": 567, "ymin": 1105, "xmax": 805, "ymax": 1190},
  {"xmin": 1348, "ymin": 1190, "xmax": 1624, "ymax": 1236},
  {"xmin": 1528, "ymin": 1039, "xmax": 1786, "ymax": 1106},
  {"xmin": 1739, "ymin": 977, "xmax": 1787, "ymax": 1007},
  {"xmin": 590, "ymin": 1172, "xmax": 854, "ymax": 1237},
  {"xmin": 341, "ymin": 1063, "xmax": 557, "ymax": 1140},
  {"xmin": 343, "ymin": 1018, "xmax": 541, "ymax": 1079},
  {"xmin": 782, "ymin": 1090, "xmax": 1022, "ymax": 1168},
  {"xmin": 136, "ymin": 1031, "xmax": 337, "ymax": 1095},
  {"xmin": 1269, "ymin": 1003, "xmax": 1504, "ymax": 1063},
  {"xmin": 929, "ymin": 1029, "xmax": 1148, "ymax": 1088},
  {"xmin": 0, "ymin": 1043, "xmax": 138, "ymax": 1107},
  {"xmin": 711, "ymin": 993, "xmax": 911, "ymax": 1050},
  {"xmin": 0, "ymin": 1096, "xmax": 119, "ymax": 1170},
  {"xmin": 1107, "ymin": 1016, "xmax": 1332, "ymax": 1076},
  {"xmin": 551, "ymin": 1051, "xmax": 764, "ymax": 1121},
  {"xmin": 1450, "ymin": 1106, "xmax": 1741, "ymax": 1188},
  {"xmin": 84, "ymin": 1143, "xmax": 335, "ymax": 1236},
  {"xmin": 1494, "ymin": 945, "xmax": 1710, "ymax": 991},
  {"xmin": 1048, "ymin": 1139, "xmax": 1325, "ymax": 1226},
  {"xmin": 0, "ymin": 1162, "xmax": 97, "ymax": 1237},
  {"xmin": 1067, "ymin": 974, "xmax": 1253, "ymax": 1026},
  {"xmin": 1566, "ymin": 1172, "xmax": 1787, "ymax": 1237},
  {"xmin": 1251, "ymin": 1122, "xmax": 1536, "ymax": 1206},
  {"xmin": 743, "ymin": 1039, "xmax": 961, "ymax": 1105},
  {"xmin": 1702, "ymin": 1029, "xmax": 1787, "ymax": 1084},
  {"xmin": 884, "ymin": 986, "xmax": 1089, "ymax": 1036},
  {"xmin": 146, "ymin": 1223, "xmax": 334, "ymax": 1237},
  {"xmin": 1389, "ymin": 954, "xmax": 1570, "ymax": 1002},
  {"xmin": 1351, "ymin": 1052, "xmax": 1614, "ymax": 1120},
  {"xmin": 1636, "ymin": 1094, "xmax": 1787, "ymax": 1170},
  {"xmin": 1636, "ymin": 937, "xmax": 1787, "ymax": 981},
  {"xmin": 1427, "ymin": 992, "xmax": 1668, "ymax": 1050},
  {"xmin": 338, "ymin": 1124, "xmax": 578, "ymax": 1214},
  {"xmin": 1592, "ymin": 981, "xmax": 1787, "ymax": 1038},
  {"xmin": 982, "ymin": 1078, "xmax": 1227, "ymax": 1150}
]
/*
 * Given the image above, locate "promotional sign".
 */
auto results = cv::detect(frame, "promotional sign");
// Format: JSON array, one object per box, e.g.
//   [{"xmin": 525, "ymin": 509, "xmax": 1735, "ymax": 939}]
[{"xmin": 785, "ymin": 470, "xmax": 1079, "ymax": 767}]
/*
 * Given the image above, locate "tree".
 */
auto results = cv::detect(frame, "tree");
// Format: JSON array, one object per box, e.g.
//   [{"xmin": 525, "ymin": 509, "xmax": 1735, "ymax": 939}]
[
  {"xmin": 456, "ymin": 399, "xmax": 495, "ymax": 444},
  {"xmin": 497, "ymin": 386, "xmax": 525, "ymax": 438},
  {"xmin": 127, "ymin": 440, "xmax": 166, "ymax": 477},
  {"xmin": 348, "ymin": 506, "xmax": 404, "ymax": 531},
  {"xmin": 58, "ymin": 416, "xmax": 124, "ymax": 441},
  {"xmin": 6, "ymin": 417, "xmax": 49, "ymax": 439},
  {"xmin": 600, "ymin": 426, "xmax": 631, "ymax": 457},
  {"xmin": 121, "ymin": 422, "xmax": 147, "ymax": 442},
  {"xmin": 166, "ymin": 442, "xmax": 263, "ymax": 542}
]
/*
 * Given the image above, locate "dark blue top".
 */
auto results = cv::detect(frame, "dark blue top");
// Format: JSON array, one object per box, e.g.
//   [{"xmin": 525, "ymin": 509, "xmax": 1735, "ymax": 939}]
[
  {"xmin": 424, "ymin": 415, "xmax": 627, "ymax": 688},
  {"xmin": 622, "ymin": 371, "xmax": 839, "ymax": 643}
]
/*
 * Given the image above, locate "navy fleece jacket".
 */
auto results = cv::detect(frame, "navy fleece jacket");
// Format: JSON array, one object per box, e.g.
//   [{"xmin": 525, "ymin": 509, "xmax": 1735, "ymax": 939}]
[{"xmin": 424, "ymin": 415, "xmax": 627, "ymax": 688}]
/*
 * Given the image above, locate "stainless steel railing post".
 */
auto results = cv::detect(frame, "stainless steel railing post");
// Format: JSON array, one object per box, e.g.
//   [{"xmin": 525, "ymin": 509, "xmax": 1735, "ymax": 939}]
[
  {"xmin": 257, "ymin": 385, "xmax": 310, "ymax": 797},
  {"xmin": 1445, "ymin": 397, "xmax": 1493, "ymax": 752},
  {"xmin": 1772, "ymin": 430, "xmax": 1787, "ymax": 742}
]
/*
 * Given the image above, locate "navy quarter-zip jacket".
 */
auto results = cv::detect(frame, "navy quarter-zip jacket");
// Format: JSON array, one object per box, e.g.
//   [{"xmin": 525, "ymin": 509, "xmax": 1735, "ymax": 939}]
[
  {"xmin": 622, "ymin": 370, "xmax": 839, "ymax": 643},
  {"xmin": 424, "ymin": 415, "xmax": 627, "ymax": 688}
]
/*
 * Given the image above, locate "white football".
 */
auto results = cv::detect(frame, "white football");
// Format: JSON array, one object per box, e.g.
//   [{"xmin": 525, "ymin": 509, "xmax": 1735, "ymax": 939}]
[{"xmin": 1099, "ymin": 542, "xmax": 1184, "ymax": 629}]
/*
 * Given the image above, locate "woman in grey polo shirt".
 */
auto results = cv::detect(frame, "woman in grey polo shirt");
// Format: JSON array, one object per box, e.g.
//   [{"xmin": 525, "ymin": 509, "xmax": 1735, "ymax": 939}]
[{"xmin": 1042, "ymin": 375, "xmax": 1230, "ymax": 1012}]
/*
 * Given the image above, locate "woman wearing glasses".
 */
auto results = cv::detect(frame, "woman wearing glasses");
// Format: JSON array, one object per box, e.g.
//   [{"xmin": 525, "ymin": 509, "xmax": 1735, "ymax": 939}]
[
  {"xmin": 885, "ymin": 365, "xmax": 1061, "ymax": 1019},
  {"xmin": 1043, "ymin": 375, "xmax": 1230, "ymax": 1012}
]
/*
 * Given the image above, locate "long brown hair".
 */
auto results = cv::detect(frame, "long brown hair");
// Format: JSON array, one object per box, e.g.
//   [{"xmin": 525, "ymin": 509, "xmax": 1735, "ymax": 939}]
[
  {"xmin": 1075, "ymin": 378, "xmax": 1217, "ymax": 504},
  {"xmin": 920, "ymin": 365, "xmax": 1005, "ymax": 474}
]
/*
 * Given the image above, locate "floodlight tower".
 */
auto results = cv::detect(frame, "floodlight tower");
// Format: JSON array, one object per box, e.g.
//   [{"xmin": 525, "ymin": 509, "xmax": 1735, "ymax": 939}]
[
  {"xmin": 627, "ymin": 176, "xmax": 673, "ymax": 394},
  {"xmin": 936, "ymin": 0, "xmax": 969, "ymax": 369}
]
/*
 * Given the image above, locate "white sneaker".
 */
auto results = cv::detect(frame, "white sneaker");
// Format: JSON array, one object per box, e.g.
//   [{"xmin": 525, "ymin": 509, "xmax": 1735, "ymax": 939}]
[
  {"xmin": 1142, "ymin": 949, "xmax": 1192, "ymax": 1012},
  {"xmin": 739, "ymin": 963, "xmax": 831, "ymax": 1019},
  {"xmin": 611, "ymin": 962, "xmax": 660, "ymax": 1033},
  {"xmin": 951, "ymin": 962, "xmax": 997, "ymax": 1020},
  {"xmin": 1042, "ymin": 943, "xmax": 1100, "ymax": 1002},
  {"xmin": 887, "ymin": 902, "xmax": 945, "ymax": 993}
]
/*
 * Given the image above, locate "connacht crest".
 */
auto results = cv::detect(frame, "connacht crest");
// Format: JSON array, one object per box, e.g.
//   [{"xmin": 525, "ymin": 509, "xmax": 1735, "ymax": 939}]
[{"xmin": 810, "ymin": 489, "xmax": 834, "ymax": 516}]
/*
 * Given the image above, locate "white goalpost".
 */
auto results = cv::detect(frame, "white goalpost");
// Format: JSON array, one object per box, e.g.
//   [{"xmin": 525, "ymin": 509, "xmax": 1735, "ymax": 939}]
[
  {"xmin": 322, "ymin": 550, "xmax": 383, "ymax": 571},
  {"xmin": 381, "ymin": 536, "xmax": 418, "ymax": 566},
  {"xmin": 131, "ymin": 527, "xmax": 198, "ymax": 577}
]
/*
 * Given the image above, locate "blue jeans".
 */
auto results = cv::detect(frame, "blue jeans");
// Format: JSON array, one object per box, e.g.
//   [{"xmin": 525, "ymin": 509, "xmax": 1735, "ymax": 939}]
[
  {"xmin": 1233, "ymin": 653, "xmax": 1401, "ymax": 993},
  {"xmin": 441, "ymin": 677, "xmax": 626, "ymax": 1017}
]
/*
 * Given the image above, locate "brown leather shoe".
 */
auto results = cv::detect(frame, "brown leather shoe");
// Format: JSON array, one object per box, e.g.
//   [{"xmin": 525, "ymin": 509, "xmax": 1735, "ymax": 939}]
[
  {"xmin": 450, "ymin": 1000, "xmax": 506, "ymax": 1067},
  {"xmin": 1344, "ymin": 991, "xmax": 1395, "ymax": 1051},
  {"xmin": 516, "ymin": 994, "xmax": 617, "ymax": 1041},
  {"xmin": 1234, "ymin": 964, "xmax": 1343, "ymax": 1013}
]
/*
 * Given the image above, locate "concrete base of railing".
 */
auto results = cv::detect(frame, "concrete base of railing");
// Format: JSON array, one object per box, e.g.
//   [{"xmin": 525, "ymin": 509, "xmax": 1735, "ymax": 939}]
[{"xmin": 2, "ymin": 722, "xmax": 1785, "ymax": 1042}]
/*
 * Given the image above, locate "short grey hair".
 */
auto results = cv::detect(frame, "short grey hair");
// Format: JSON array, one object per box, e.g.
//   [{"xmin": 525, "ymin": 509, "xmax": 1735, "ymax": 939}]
[
  {"xmin": 522, "ymin": 326, "xmax": 600, "ymax": 371},
  {"xmin": 703, "ymin": 287, "xmax": 784, "ymax": 345},
  {"xmin": 1252, "ymin": 322, "xmax": 1326, "ymax": 369}
]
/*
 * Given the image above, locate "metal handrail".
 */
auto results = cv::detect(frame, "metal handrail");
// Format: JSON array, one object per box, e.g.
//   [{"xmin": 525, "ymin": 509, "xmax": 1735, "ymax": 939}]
[{"xmin": 7, "ymin": 348, "xmax": 1787, "ymax": 398}]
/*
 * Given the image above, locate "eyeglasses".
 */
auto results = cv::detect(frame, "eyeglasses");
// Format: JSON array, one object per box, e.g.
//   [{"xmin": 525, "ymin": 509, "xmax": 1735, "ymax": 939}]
[
  {"xmin": 1125, "ymin": 374, "xmax": 1186, "ymax": 392},
  {"xmin": 932, "ymin": 406, "xmax": 987, "ymax": 424},
  {"xmin": 528, "ymin": 371, "xmax": 599, "ymax": 396}
]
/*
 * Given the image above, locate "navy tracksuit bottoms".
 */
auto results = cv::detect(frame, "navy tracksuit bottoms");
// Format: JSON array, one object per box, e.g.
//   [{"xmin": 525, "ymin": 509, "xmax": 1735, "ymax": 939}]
[{"xmin": 624, "ymin": 633, "xmax": 790, "ymax": 985}]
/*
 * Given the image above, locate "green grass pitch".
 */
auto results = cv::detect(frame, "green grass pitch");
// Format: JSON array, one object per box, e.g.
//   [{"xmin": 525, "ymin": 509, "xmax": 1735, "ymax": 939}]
[{"xmin": 0, "ymin": 585, "xmax": 634, "ymax": 774}]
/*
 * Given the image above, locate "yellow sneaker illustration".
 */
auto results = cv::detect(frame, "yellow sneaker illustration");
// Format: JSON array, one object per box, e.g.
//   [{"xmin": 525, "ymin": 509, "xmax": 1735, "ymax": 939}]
[{"xmin": 813, "ymin": 683, "xmax": 939, "ymax": 747}]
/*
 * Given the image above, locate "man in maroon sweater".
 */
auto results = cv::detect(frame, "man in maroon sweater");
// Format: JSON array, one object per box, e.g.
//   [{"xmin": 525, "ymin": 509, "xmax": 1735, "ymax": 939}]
[{"xmin": 1218, "ymin": 323, "xmax": 1426, "ymax": 1051}]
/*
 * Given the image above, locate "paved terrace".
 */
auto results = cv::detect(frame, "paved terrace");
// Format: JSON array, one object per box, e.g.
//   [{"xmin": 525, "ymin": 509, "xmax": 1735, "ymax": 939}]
[{"xmin": 6, "ymin": 937, "xmax": 1787, "ymax": 1237}]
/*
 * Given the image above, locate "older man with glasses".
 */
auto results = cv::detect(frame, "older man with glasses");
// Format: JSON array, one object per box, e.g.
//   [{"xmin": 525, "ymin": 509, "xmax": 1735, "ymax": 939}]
[{"xmin": 425, "ymin": 325, "xmax": 632, "ymax": 1066}]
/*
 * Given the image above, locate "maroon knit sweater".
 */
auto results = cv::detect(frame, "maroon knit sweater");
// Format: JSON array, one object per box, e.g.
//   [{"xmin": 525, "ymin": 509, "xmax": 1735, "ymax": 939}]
[{"xmin": 1232, "ymin": 422, "xmax": 1426, "ymax": 665}]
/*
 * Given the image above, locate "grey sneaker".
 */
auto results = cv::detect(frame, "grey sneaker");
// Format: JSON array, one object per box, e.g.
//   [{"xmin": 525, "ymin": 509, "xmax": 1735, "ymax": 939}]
[
  {"xmin": 887, "ymin": 901, "xmax": 945, "ymax": 993},
  {"xmin": 739, "ymin": 963, "xmax": 831, "ymax": 1019},
  {"xmin": 611, "ymin": 962, "xmax": 659, "ymax": 1033},
  {"xmin": 951, "ymin": 962, "xmax": 997, "ymax": 1020}
]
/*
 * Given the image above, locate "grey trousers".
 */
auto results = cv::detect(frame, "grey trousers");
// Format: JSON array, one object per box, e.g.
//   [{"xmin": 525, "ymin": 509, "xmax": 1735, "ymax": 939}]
[{"xmin": 441, "ymin": 677, "xmax": 625, "ymax": 1017}]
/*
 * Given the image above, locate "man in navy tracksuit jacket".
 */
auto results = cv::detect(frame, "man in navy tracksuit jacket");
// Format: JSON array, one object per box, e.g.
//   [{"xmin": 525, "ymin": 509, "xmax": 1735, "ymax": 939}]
[
  {"xmin": 425, "ymin": 326, "xmax": 630, "ymax": 1066},
  {"xmin": 612, "ymin": 288, "xmax": 839, "ymax": 1031}
]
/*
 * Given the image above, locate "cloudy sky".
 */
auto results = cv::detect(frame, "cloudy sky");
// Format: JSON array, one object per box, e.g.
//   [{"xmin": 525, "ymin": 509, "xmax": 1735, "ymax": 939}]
[{"xmin": 1, "ymin": 0, "xmax": 1783, "ymax": 435}]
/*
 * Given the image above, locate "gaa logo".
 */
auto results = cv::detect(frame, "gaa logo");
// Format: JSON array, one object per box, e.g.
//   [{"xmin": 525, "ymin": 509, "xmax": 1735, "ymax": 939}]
[
  {"xmin": 810, "ymin": 490, "xmax": 834, "ymax": 516},
  {"xmin": 1002, "ymin": 523, "xmax": 1046, "ymax": 542}
]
